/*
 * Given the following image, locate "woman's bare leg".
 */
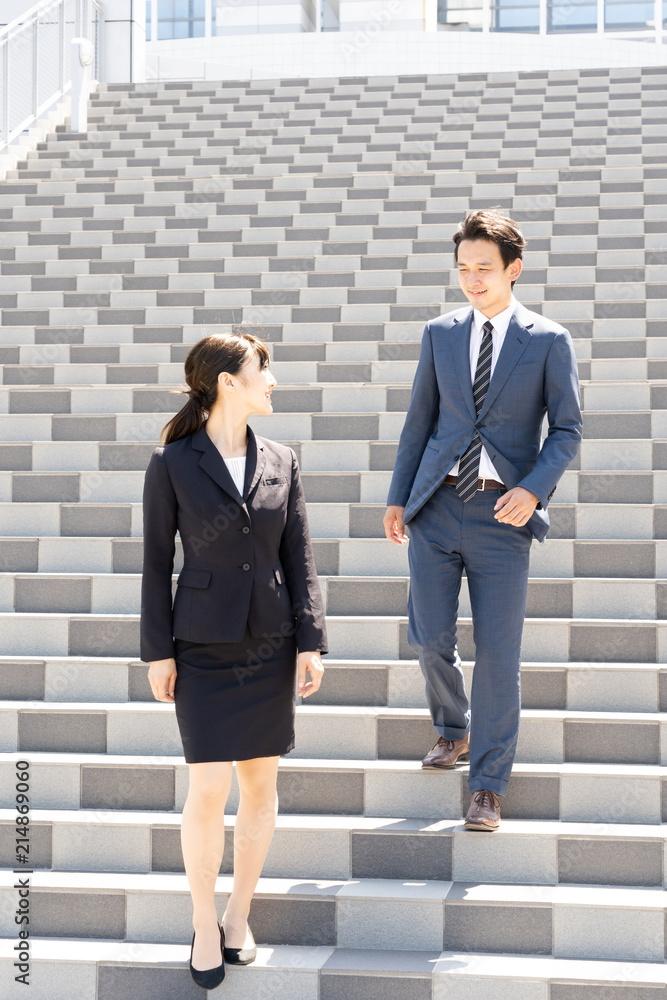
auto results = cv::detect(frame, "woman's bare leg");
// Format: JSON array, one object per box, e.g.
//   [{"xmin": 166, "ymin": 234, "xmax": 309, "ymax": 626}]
[
  {"xmin": 181, "ymin": 760, "xmax": 233, "ymax": 970},
  {"xmin": 222, "ymin": 755, "xmax": 280, "ymax": 949}
]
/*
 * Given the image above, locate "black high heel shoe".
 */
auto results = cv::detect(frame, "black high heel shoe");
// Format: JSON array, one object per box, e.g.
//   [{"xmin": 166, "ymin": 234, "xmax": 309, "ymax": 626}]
[
  {"xmin": 189, "ymin": 920, "xmax": 225, "ymax": 988},
  {"xmin": 222, "ymin": 920, "xmax": 257, "ymax": 966}
]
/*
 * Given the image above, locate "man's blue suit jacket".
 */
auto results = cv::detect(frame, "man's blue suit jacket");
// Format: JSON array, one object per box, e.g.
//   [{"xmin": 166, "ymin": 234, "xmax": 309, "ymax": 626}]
[{"xmin": 386, "ymin": 299, "xmax": 583, "ymax": 543}]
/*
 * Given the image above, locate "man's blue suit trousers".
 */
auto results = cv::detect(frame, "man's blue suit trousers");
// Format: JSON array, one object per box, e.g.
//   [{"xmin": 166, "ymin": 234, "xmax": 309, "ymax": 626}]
[{"xmin": 406, "ymin": 478, "xmax": 533, "ymax": 797}]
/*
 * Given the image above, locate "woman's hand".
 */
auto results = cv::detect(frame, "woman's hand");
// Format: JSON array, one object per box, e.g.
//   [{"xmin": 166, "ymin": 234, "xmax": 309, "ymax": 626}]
[
  {"xmin": 148, "ymin": 658, "xmax": 177, "ymax": 702},
  {"xmin": 297, "ymin": 651, "xmax": 324, "ymax": 698}
]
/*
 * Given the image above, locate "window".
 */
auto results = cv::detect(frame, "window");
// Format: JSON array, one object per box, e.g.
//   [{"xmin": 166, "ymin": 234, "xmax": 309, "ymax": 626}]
[
  {"xmin": 604, "ymin": 0, "xmax": 657, "ymax": 29},
  {"xmin": 156, "ymin": 0, "xmax": 215, "ymax": 39},
  {"xmin": 494, "ymin": 0, "xmax": 540, "ymax": 32},
  {"xmin": 548, "ymin": 0, "xmax": 597, "ymax": 31}
]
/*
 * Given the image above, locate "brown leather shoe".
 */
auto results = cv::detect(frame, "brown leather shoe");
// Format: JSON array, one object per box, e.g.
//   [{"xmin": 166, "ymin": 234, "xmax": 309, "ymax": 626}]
[
  {"xmin": 421, "ymin": 734, "xmax": 470, "ymax": 769},
  {"xmin": 464, "ymin": 789, "xmax": 501, "ymax": 831}
]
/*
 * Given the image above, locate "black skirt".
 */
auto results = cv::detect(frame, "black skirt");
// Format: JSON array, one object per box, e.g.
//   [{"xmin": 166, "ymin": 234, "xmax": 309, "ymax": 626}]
[{"xmin": 173, "ymin": 624, "xmax": 298, "ymax": 764}]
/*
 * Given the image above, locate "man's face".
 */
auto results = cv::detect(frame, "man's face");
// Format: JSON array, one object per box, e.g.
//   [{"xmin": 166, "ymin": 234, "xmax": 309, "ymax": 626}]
[{"xmin": 456, "ymin": 238, "xmax": 522, "ymax": 318}]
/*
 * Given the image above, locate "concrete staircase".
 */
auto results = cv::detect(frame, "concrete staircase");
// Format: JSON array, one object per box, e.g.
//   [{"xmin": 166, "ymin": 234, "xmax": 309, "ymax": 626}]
[{"xmin": 0, "ymin": 66, "xmax": 666, "ymax": 998}]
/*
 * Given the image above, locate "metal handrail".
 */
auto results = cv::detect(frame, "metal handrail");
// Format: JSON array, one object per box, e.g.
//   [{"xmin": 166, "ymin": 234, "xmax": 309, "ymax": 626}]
[{"xmin": 0, "ymin": 0, "xmax": 103, "ymax": 154}]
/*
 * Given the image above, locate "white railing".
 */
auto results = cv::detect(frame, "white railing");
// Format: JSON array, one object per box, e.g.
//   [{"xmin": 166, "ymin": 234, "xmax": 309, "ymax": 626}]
[{"xmin": 0, "ymin": 0, "xmax": 103, "ymax": 154}]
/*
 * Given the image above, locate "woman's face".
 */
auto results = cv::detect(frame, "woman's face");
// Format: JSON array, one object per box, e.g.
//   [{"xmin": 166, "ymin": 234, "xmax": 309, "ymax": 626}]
[{"xmin": 217, "ymin": 350, "xmax": 277, "ymax": 415}]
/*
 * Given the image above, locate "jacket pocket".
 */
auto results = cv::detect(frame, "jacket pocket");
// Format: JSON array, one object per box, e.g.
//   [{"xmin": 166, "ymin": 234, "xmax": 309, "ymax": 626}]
[
  {"xmin": 264, "ymin": 476, "xmax": 289, "ymax": 485},
  {"xmin": 177, "ymin": 567, "xmax": 212, "ymax": 588},
  {"xmin": 512, "ymin": 362, "xmax": 542, "ymax": 375},
  {"xmin": 274, "ymin": 566, "xmax": 283, "ymax": 585}
]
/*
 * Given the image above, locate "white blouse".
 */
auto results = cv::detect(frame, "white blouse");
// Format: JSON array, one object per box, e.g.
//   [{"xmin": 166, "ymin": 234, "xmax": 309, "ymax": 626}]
[{"xmin": 223, "ymin": 455, "xmax": 246, "ymax": 495}]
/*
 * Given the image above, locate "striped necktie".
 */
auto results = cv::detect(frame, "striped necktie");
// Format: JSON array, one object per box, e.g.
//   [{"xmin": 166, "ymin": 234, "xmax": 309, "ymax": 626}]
[{"xmin": 455, "ymin": 319, "xmax": 495, "ymax": 503}]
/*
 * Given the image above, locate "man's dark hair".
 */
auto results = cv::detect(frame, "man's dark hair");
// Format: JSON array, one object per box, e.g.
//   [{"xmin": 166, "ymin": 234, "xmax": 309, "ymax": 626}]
[{"xmin": 453, "ymin": 208, "xmax": 527, "ymax": 289}]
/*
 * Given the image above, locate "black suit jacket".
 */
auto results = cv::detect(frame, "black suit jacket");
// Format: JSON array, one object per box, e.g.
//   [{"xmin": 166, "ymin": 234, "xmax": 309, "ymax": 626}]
[{"xmin": 140, "ymin": 419, "xmax": 328, "ymax": 663}]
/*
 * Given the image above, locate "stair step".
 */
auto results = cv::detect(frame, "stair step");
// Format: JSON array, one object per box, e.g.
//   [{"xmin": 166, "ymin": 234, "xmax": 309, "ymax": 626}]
[
  {"xmin": 0, "ymin": 700, "xmax": 665, "ymax": 764},
  {"xmin": 0, "ymin": 321, "xmax": 662, "ymax": 342},
  {"xmin": 0, "ymin": 502, "xmax": 665, "ymax": 539},
  {"xmin": 1, "ymin": 807, "xmax": 666, "ymax": 884},
  {"xmin": 0, "ymin": 611, "xmax": 664, "ymax": 660},
  {"xmin": 0, "ymin": 656, "xmax": 662, "ymax": 711},
  {"xmin": 0, "ymin": 535, "xmax": 665, "ymax": 574},
  {"xmin": 0, "ymin": 379, "xmax": 664, "ymax": 408},
  {"xmin": 0, "ymin": 752, "xmax": 664, "ymax": 823},
  {"xmin": 0, "ymin": 437, "xmax": 664, "ymax": 472},
  {"xmin": 0, "ymin": 571, "xmax": 664, "ymax": 620},
  {"xmin": 1, "ymin": 411, "xmax": 666, "ymax": 439},
  {"xmin": 2, "ymin": 469, "xmax": 667, "ymax": 504},
  {"xmin": 1, "ymin": 341, "xmax": 666, "ymax": 362},
  {"xmin": 2, "ymin": 869, "xmax": 667, "ymax": 960},
  {"xmin": 3, "ymin": 938, "xmax": 667, "ymax": 1000}
]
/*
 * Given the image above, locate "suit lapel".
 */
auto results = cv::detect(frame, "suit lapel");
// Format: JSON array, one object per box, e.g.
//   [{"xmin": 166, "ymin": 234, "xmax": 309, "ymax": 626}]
[
  {"xmin": 450, "ymin": 301, "xmax": 534, "ymax": 422},
  {"xmin": 450, "ymin": 309, "xmax": 477, "ymax": 422},
  {"xmin": 242, "ymin": 423, "xmax": 267, "ymax": 499},
  {"xmin": 192, "ymin": 420, "xmax": 266, "ymax": 509},
  {"xmin": 475, "ymin": 302, "xmax": 534, "ymax": 420}
]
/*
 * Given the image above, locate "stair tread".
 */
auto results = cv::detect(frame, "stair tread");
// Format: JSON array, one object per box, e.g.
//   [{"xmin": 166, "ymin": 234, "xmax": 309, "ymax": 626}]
[
  {"xmin": 0, "ymin": 749, "xmax": 664, "ymax": 773},
  {"xmin": 1, "ymin": 699, "xmax": 665, "ymax": 719},
  {"xmin": 3, "ymin": 937, "xmax": 667, "ymax": 981},
  {"xmin": 2, "ymin": 868, "xmax": 666, "ymax": 904},
  {"xmin": 2, "ymin": 805, "xmax": 667, "ymax": 836}
]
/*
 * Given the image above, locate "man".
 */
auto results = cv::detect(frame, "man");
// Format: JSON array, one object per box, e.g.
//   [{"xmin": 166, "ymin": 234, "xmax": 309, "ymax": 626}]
[{"xmin": 384, "ymin": 208, "xmax": 582, "ymax": 831}]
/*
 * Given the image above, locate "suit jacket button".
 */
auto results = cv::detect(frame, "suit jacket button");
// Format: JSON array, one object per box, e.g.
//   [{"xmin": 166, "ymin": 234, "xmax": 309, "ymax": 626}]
[
  {"xmin": 242, "ymin": 563, "xmax": 250, "ymax": 570},
  {"xmin": 242, "ymin": 526, "xmax": 250, "ymax": 533}
]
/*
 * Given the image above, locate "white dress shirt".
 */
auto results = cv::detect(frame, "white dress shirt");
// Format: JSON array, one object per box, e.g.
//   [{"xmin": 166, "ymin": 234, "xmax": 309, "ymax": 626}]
[
  {"xmin": 223, "ymin": 455, "xmax": 246, "ymax": 495},
  {"xmin": 448, "ymin": 294, "xmax": 518, "ymax": 483}
]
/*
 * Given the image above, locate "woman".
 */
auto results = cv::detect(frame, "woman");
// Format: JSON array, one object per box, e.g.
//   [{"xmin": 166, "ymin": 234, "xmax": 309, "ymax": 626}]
[{"xmin": 140, "ymin": 331, "xmax": 328, "ymax": 989}]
